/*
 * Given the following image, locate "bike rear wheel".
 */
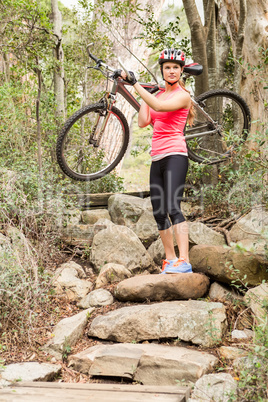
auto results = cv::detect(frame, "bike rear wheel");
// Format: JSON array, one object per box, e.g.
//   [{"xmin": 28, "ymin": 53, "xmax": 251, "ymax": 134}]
[
  {"xmin": 185, "ymin": 89, "xmax": 251, "ymax": 164},
  {"xmin": 56, "ymin": 103, "xmax": 129, "ymax": 181}
]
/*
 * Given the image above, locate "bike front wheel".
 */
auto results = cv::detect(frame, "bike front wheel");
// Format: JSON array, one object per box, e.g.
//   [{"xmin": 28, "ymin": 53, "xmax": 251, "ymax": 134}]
[
  {"xmin": 56, "ymin": 103, "xmax": 129, "ymax": 181},
  {"xmin": 185, "ymin": 89, "xmax": 251, "ymax": 164}
]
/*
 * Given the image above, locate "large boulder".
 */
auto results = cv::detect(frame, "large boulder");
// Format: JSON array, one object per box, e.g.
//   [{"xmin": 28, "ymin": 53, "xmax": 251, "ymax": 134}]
[
  {"xmin": 188, "ymin": 221, "xmax": 226, "ymax": 246},
  {"xmin": 229, "ymin": 207, "xmax": 268, "ymax": 243},
  {"xmin": 189, "ymin": 244, "xmax": 268, "ymax": 286},
  {"xmin": 90, "ymin": 224, "xmax": 154, "ymax": 273},
  {"xmin": 114, "ymin": 273, "xmax": 210, "ymax": 302},
  {"xmin": 88, "ymin": 300, "xmax": 227, "ymax": 347},
  {"xmin": 108, "ymin": 194, "xmax": 159, "ymax": 246},
  {"xmin": 69, "ymin": 343, "xmax": 218, "ymax": 385},
  {"xmin": 108, "ymin": 194, "xmax": 146, "ymax": 226},
  {"xmin": 133, "ymin": 209, "xmax": 159, "ymax": 247}
]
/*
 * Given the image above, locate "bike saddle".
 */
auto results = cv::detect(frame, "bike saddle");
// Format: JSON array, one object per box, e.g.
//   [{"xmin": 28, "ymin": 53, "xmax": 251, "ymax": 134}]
[{"xmin": 183, "ymin": 63, "xmax": 203, "ymax": 76}]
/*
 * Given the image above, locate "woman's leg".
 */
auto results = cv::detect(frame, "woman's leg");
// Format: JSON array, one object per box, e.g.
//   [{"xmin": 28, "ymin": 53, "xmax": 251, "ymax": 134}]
[
  {"xmin": 163, "ymin": 155, "xmax": 189, "ymax": 261},
  {"xmin": 173, "ymin": 221, "xmax": 189, "ymax": 262},
  {"xmin": 150, "ymin": 160, "xmax": 176, "ymax": 260}
]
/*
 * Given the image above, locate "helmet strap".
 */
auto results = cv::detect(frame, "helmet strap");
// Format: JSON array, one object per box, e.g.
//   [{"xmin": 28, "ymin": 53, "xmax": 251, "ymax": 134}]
[{"xmin": 163, "ymin": 79, "xmax": 179, "ymax": 86}]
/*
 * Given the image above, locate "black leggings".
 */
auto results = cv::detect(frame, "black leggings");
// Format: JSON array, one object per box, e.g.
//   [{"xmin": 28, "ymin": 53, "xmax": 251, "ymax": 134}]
[{"xmin": 150, "ymin": 155, "xmax": 188, "ymax": 231}]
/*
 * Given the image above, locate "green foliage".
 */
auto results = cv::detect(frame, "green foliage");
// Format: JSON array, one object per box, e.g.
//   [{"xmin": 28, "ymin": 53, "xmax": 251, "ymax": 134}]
[
  {"xmin": 0, "ymin": 236, "xmax": 52, "ymax": 344},
  {"xmin": 135, "ymin": 4, "xmax": 191, "ymax": 56},
  {"xmin": 186, "ymin": 127, "xmax": 268, "ymax": 215}
]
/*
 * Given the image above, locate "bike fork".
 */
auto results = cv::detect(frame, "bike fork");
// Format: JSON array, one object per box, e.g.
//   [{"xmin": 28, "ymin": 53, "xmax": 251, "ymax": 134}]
[{"xmin": 89, "ymin": 94, "xmax": 116, "ymax": 147}]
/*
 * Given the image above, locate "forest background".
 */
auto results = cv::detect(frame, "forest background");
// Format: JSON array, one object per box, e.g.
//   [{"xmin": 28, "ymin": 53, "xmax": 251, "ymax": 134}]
[
  {"xmin": 0, "ymin": 0, "xmax": 267, "ymax": 221},
  {"xmin": 0, "ymin": 1, "xmax": 267, "ymax": 398}
]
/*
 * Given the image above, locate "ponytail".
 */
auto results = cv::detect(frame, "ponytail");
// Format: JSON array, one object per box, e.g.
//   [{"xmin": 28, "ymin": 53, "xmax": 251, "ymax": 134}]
[{"xmin": 179, "ymin": 79, "xmax": 195, "ymax": 126}]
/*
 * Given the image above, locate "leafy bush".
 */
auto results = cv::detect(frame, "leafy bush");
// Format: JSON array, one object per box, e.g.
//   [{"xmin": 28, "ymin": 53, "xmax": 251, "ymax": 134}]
[{"xmin": 186, "ymin": 127, "xmax": 268, "ymax": 215}]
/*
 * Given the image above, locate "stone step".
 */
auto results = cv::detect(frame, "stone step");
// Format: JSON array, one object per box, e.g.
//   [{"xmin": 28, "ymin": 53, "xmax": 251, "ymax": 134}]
[
  {"xmin": 68, "ymin": 343, "xmax": 218, "ymax": 385},
  {"xmin": 88, "ymin": 300, "xmax": 227, "ymax": 347}
]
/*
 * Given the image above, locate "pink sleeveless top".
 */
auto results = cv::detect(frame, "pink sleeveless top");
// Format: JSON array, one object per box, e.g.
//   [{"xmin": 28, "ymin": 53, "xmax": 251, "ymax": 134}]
[{"xmin": 150, "ymin": 86, "xmax": 189, "ymax": 157}]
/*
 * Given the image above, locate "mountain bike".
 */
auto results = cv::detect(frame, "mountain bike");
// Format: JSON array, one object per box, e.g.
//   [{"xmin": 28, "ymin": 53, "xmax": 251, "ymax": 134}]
[{"xmin": 56, "ymin": 47, "xmax": 251, "ymax": 181}]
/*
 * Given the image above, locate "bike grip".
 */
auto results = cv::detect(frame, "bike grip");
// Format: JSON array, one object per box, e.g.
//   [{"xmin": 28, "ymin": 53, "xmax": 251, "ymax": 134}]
[
  {"xmin": 118, "ymin": 57, "xmax": 131, "ymax": 80},
  {"xmin": 86, "ymin": 43, "xmax": 100, "ymax": 63}
]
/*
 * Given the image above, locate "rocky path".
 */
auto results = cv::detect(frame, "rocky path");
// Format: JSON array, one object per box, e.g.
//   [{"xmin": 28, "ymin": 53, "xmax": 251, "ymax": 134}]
[{"xmin": 1, "ymin": 195, "xmax": 267, "ymax": 401}]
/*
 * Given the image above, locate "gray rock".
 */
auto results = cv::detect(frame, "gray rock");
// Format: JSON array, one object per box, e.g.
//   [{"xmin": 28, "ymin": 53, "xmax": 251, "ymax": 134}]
[
  {"xmin": 229, "ymin": 207, "xmax": 268, "ymax": 243},
  {"xmin": 189, "ymin": 244, "xmax": 268, "ymax": 286},
  {"xmin": 219, "ymin": 346, "xmax": 247, "ymax": 360},
  {"xmin": 60, "ymin": 223, "xmax": 94, "ymax": 245},
  {"xmin": 147, "ymin": 238, "xmax": 165, "ymax": 266},
  {"xmin": 81, "ymin": 209, "xmax": 111, "ymax": 225},
  {"xmin": 108, "ymin": 194, "xmax": 145, "ymax": 226},
  {"xmin": 69, "ymin": 343, "xmax": 218, "ymax": 385},
  {"xmin": 238, "ymin": 238, "xmax": 268, "ymax": 264},
  {"xmin": 209, "ymin": 282, "xmax": 243, "ymax": 302},
  {"xmin": 95, "ymin": 263, "xmax": 132, "ymax": 289},
  {"xmin": 78, "ymin": 289, "xmax": 114, "ymax": 308},
  {"xmin": 0, "ymin": 379, "xmax": 10, "ymax": 387},
  {"xmin": 89, "ymin": 344, "xmax": 143, "ymax": 379},
  {"xmin": 231, "ymin": 329, "xmax": 254, "ymax": 340},
  {"xmin": 1, "ymin": 362, "xmax": 61, "ymax": 382},
  {"xmin": 147, "ymin": 237, "xmax": 179, "ymax": 266},
  {"xmin": 133, "ymin": 209, "xmax": 159, "ymax": 247},
  {"xmin": 181, "ymin": 201, "xmax": 194, "ymax": 217},
  {"xmin": 53, "ymin": 262, "xmax": 93, "ymax": 302},
  {"xmin": 44, "ymin": 308, "xmax": 94, "ymax": 358},
  {"xmin": 68, "ymin": 344, "xmax": 107, "ymax": 374},
  {"xmin": 244, "ymin": 283, "xmax": 268, "ymax": 323},
  {"xmin": 55, "ymin": 261, "xmax": 86, "ymax": 279},
  {"xmin": 114, "ymin": 273, "xmax": 210, "ymax": 302},
  {"xmin": 90, "ymin": 224, "xmax": 153, "ymax": 273},
  {"xmin": 88, "ymin": 300, "xmax": 227, "ymax": 347},
  {"xmin": 189, "ymin": 221, "xmax": 226, "ymax": 246},
  {"xmin": 92, "ymin": 218, "xmax": 115, "ymax": 236},
  {"xmin": 190, "ymin": 373, "xmax": 237, "ymax": 401}
]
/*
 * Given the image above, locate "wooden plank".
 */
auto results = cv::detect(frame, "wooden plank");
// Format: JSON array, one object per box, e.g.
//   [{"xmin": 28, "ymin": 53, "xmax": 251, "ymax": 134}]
[
  {"xmin": 11, "ymin": 382, "xmax": 190, "ymax": 395},
  {"xmin": 0, "ymin": 387, "xmax": 185, "ymax": 402},
  {"xmin": 0, "ymin": 382, "xmax": 191, "ymax": 402}
]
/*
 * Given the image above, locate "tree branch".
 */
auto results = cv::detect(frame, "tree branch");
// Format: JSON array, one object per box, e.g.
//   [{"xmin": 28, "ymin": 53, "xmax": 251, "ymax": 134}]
[
  {"xmin": 99, "ymin": 19, "xmax": 159, "ymax": 83},
  {"xmin": 182, "ymin": 0, "xmax": 204, "ymax": 31},
  {"xmin": 204, "ymin": 0, "xmax": 215, "ymax": 33}
]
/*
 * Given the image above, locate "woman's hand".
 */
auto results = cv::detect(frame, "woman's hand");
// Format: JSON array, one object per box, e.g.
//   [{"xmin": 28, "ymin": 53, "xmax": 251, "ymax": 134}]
[{"xmin": 121, "ymin": 71, "xmax": 137, "ymax": 86}]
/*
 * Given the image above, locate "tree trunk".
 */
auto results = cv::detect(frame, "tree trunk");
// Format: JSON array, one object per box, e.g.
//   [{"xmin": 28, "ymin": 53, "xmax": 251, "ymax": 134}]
[
  {"xmin": 182, "ymin": 0, "xmax": 210, "ymax": 95},
  {"xmin": 51, "ymin": 0, "xmax": 65, "ymax": 120},
  {"xmin": 219, "ymin": 0, "xmax": 268, "ymax": 135}
]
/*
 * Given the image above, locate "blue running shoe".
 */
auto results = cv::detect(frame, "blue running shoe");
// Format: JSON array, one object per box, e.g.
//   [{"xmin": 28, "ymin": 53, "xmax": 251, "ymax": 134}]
[
  {"xmin": 165, "ymin": 258, "xmax": 193, "ymax": 274},
  {"xmin": 160, "ymin": 258, "xmax": 179, "ymax": 274}
]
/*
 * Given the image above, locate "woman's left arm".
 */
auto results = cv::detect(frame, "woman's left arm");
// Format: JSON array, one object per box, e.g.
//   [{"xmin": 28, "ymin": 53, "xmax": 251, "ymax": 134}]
[{"xmin": 133, "ymin": 82, "xmax": 191, "ymax": 112}]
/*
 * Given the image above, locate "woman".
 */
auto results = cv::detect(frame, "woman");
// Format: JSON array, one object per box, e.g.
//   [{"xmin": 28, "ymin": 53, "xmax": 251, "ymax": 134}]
[{"xmin": 122, "ymin": 48, "xmax": 194, "ymax": 274}]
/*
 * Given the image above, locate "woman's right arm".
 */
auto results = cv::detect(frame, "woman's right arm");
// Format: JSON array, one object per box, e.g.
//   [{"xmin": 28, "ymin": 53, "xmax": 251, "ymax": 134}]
[{"xmin": 138, "ymin": 100, "xmax": 151, "ymax": 128}]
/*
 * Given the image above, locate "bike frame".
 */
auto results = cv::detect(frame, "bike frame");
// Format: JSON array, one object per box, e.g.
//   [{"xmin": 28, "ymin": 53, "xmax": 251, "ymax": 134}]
[{"xmin": 107, "ymin": 78, "xmax": 219, "ymax": 141}]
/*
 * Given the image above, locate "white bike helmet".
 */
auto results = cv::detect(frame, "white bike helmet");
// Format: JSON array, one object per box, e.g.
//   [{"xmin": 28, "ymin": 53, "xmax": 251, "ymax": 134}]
[{"xmin": 158, "ymin": 48, "xmax": 186, "ymax": 66}]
